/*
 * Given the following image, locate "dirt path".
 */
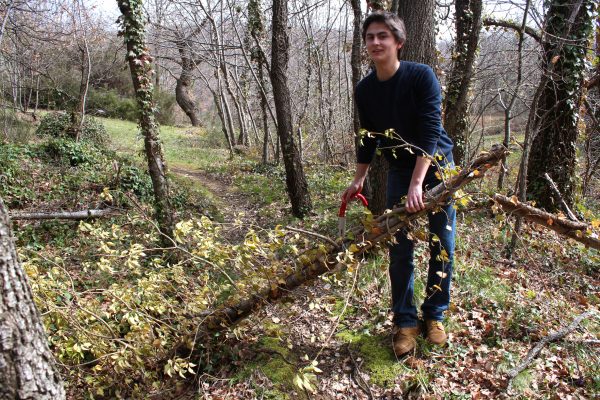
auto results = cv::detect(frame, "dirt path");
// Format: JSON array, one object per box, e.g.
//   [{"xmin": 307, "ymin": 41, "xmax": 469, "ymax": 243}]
[{"xmin": 171, "ymin": 167, "xmax": 261, "ymax": 241}]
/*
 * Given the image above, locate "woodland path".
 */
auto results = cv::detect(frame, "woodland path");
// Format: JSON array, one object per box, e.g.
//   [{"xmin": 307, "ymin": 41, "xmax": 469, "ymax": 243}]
[{"xmin": 171, "ymin": 167, "xmax": 262, "ymax": 241}]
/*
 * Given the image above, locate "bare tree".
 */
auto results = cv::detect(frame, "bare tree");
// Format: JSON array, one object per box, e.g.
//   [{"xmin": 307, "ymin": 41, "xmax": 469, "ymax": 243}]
[
  {"xmin": 0, "ymin": 197, "xmax": 65, "ymax": 399},
  {"xmin": 270, "ymin": 0, "xmax": 312, "ymax": 217}
]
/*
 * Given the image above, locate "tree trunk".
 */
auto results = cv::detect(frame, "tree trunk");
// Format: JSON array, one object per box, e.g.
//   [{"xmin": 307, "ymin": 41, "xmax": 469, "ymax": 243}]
[
  {"xmin": 526, "ymin": 0, "xmax": 595, "ymax": 211},
  {"xmin": 175, "ymin": 39, "xmax": 202, "ymax": 127},
  {"xmin": 69, "ymin": 43, "xmax": 90, "ymax": 142},
  {"xmin": 443, "ymin": 0, "xmax": 482, "ymax": 166},
  {"xmin": 270, "ymin": 0, "xmax": 312, "ymax": 217},
  {"xmin": 397, "ymin": 0, "xmax": 437, "ymax": 67},
  {"xmin": 118, "ymin": 0, "xmax": 175, "ymax": 246},
  {"xmin": 0, "ymin": 198, "xmax": 65, "ymax": 399}
]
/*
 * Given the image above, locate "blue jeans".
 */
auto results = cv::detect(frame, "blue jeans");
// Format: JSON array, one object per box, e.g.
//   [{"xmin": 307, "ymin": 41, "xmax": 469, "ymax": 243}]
[{"xmin": 386, "ymin": 167, "xmax": 456, "ymax": 328}]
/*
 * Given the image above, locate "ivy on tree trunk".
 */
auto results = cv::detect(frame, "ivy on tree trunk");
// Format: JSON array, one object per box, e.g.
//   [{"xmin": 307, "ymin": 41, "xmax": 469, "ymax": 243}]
[
  {"xmin": 117, "ymin": 0, "xmax": 175, "ymax": 245},
  {"xmin": 526, "ymin": 0, "xmax": 595, "ymax": 211}
]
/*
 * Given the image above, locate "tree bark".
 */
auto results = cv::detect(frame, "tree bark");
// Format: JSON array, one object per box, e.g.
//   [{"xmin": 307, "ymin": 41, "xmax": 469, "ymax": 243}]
[
  {"xmin": 118, "ymin": 0, "xmax": 175, "ymax": 246},
  {"xmin": 175, "ymin": 38, "xmax": 202, "ymax": 127},
  {"xmin": 443, "ymin": 0, "xmax": 482, "ymax": 166},
  {"xmin": 397, "ymin": 0, "xmax": 437, "ymax": 67},
  {"xmin": 270, "ymin": 0, "xmax": 312, "ymax": 217},
  {"xmin": 526, "ymin": 0, "xmax": 595, "ymax": 211},
  {"xmin": 0, "ymin": 198, "xmax": 66, "ymax": 399}
]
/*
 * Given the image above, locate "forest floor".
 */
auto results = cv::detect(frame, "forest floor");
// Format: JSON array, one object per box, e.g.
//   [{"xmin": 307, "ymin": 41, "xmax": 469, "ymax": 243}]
[{"xmin": 2, "ymin": 114, "xmax": 599, "ymax": 399}]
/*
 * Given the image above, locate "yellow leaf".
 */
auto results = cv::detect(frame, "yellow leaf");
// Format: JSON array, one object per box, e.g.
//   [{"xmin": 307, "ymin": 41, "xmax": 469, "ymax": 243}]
[
  {"xmin": 547, "ymin": 218, "xmax": 553, "ymax": 226},
  {"xmin": 592, "ymin": 219, "xmax": 600, "ymax": 229},
  {"xmin": 348, "ymin": 244, "xmax": 359, "ymax": 253},
  {"xmin": 432, "ymin": 285, "xmax": 442, "ymax": 292},
  {"xmin": 510, "ymin": 195, "xmax": 519, "ymax": 205}
]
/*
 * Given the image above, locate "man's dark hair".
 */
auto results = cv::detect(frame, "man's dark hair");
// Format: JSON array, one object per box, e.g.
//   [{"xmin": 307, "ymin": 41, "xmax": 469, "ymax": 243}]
[{"xmin": 361, "ymin": 11, "xmax": 407, "ymax": 46}]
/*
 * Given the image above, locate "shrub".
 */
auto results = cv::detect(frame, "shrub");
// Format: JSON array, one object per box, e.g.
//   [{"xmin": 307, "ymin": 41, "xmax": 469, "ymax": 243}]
[
  {"xmin": 88, "ymin": 88, "xmax": 177, "ymax": 126},
  {"xmin": 0, "ymin": 109, "xmax": 34, "ymax": 143},
  {"xmin": 154, "ymin": 89, "xmax": 177, "ymax": 126},
  {"xmin": 88, "ymin": 88, "xmax": 138, "ymax": 121},
  {"xmin": 41, "ymin": 138, "xmax": 104, "ymax": 167},
  {"xmin": 36, "ymin": 112, "xmax": 109, "ymax": 146},
  {"xmin": 117, "ymin": 164, "xmax": 154, "ymax": 200}
]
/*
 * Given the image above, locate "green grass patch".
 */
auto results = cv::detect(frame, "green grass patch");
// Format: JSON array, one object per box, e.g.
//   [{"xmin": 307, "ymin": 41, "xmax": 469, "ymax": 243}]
[
  {"xmin": 336, "ymin": 330, "xmax": 409, "ymax": 387},
  {"xmin": 101, "ymin": 116, "xmax": 230, "ymax": 172}
]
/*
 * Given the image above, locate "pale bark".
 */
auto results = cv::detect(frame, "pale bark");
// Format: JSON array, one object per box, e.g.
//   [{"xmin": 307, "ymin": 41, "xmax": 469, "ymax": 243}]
[{"xmin": 10, "ymin": 208, "xmax": 117, "ymax": 221}]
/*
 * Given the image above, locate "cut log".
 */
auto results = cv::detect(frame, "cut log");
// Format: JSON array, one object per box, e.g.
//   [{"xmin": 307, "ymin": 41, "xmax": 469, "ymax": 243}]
[
  {"xmin": 492, "ymin": 194, "xmax": 600, "ymax": 250},
  {"xmin": 9, "ymin": 208, "xmax": 118, "ymax": 221},
  {"xmin": 191, "ymin": 145, "xmax": 509, "ymax": 338}
]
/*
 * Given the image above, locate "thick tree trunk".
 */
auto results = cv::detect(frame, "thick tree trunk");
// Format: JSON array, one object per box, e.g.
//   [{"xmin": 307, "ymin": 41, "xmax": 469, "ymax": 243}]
[
  {"xmin": 270, "ymin": 0, "xmax": 312, "ymax": 217},
  {"xmin": 443, "ymin": 0, "xmax": 482, "ymax": 166},
  {"xmin": 526, "ymin": 0, "xmax": 595, "ymax": 211},
  {"xmin": 118, "ymin": 0, "xmax": 175, "ymax": 246},
  {"xmin": 0, "ymin": 198, "xmax": 65, "ymax": 399},
  {"xmin": 397, "ymin": 0, "xmax": 437, "ymax": 67},
  {"xmin": 175, "ymin": 40, "xmax": 202, "ymax": 127}
]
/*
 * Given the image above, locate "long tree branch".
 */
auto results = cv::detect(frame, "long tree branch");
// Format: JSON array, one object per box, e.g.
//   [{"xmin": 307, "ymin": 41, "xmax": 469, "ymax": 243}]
[{"xmin": 483, "ymin": 17, "xmax": 542, "ymax": 43}]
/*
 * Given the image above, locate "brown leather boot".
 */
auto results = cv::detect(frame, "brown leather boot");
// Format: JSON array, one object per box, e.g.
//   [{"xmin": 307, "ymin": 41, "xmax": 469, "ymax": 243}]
[
  {"xmin": 424, "ymin": 320, "xmax": 447, "ymax": 345},
  {"xmin": 392, "ymin": 326, "xmax": 420, "ymax": 357}
]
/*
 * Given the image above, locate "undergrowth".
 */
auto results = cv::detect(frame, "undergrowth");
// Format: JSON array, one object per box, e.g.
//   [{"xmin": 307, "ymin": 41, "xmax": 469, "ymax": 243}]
[{"xmin": 3, "ymin": 114, "xmax": 598, "ymax": 398}]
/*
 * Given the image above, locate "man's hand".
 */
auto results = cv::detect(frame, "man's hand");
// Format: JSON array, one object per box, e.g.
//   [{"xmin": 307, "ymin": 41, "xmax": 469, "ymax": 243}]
[
  {"xmin": 342, "ymin": 181, "xmax": 363, "ymax": 203},
  {"xmin": 405, "ymin": 182, "xmax": 424, "ymax": 213},
  {"xmin": 342, "ymin": 163, "xmax": 370, "ymax": 203}
]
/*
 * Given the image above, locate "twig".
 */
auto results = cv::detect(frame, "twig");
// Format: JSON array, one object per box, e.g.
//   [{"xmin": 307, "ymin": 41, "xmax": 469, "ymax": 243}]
[
  {"xmin": 506, "ymin": 309, "xmax": 597, "ymax": 388},
  {"xmin": 347, "ymin": 345, "xmax": 374, "ymax": 400},
  {"xmin": 284, "ymin": 226, "xmax": 338, "ymax": 247},
  {"xmin": 543, "ymin": 173, "xmax": 578, "ymax": 221}
]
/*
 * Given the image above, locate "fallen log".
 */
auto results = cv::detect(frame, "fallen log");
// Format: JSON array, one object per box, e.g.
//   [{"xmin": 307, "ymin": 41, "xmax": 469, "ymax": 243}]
[
  {"xmin": 192, "ymin": 145, "xmax": 508, "ymax": 338},
  {"xmin": 9, "ymin": 208, "xmax": 118, "ymax": 221},
  {"xmin": 492, "ymin": 194, "xmax": 600, "ymax": 250}
]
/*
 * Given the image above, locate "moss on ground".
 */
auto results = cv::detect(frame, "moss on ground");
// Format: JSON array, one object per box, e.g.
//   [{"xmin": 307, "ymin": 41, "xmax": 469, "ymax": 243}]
[
  {"xmin": 336, "ymin": 329, "xmax": 409, "ymax": 387},
  {"xmin": 233, "ymin": 336, "xmax": 297, "ymax": 399}
]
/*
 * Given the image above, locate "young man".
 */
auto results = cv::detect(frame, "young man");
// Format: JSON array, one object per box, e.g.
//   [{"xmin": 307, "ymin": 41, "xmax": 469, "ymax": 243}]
[{"xmin": 342, "ymin": 11, "xmax": 455, "ymax": 357}]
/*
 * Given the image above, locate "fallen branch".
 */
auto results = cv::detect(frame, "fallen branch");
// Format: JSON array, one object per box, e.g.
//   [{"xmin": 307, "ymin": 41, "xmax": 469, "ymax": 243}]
[
  {"xmin": 190, "ymin": 145, "xmax": 508, "ymax": 337},
  {"xmin": 543, "ymin": 173, "xmax": 578, "ymax": 221},
  {"xmin": 9, "ymin": 208, "xmax": 118, "ymax": 221},
  {"xmin": 492, "ymin": 194, "xmax": 600, "ymax": 250},
  {"xmin": 506, "ymin": 309, "xmax": 597, "ymax": 388}
]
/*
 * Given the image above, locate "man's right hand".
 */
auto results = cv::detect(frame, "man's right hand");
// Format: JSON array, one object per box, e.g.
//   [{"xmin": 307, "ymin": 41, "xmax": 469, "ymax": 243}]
[{"xmin": 342, "ymin": 181, "xmax": 363, "ymax": 203}]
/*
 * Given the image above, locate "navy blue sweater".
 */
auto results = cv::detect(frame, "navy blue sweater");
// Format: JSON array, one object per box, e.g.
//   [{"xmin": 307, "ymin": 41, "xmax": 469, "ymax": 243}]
[{"xmin": 356, "ymin": 61, "xmax": 454, "ymax": 171}]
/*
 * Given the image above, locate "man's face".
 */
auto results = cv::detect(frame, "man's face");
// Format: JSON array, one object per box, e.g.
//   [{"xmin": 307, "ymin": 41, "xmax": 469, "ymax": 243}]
[{"xmin": 365, "ymin": 22, "xmax": 402, "ymax": 65}]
